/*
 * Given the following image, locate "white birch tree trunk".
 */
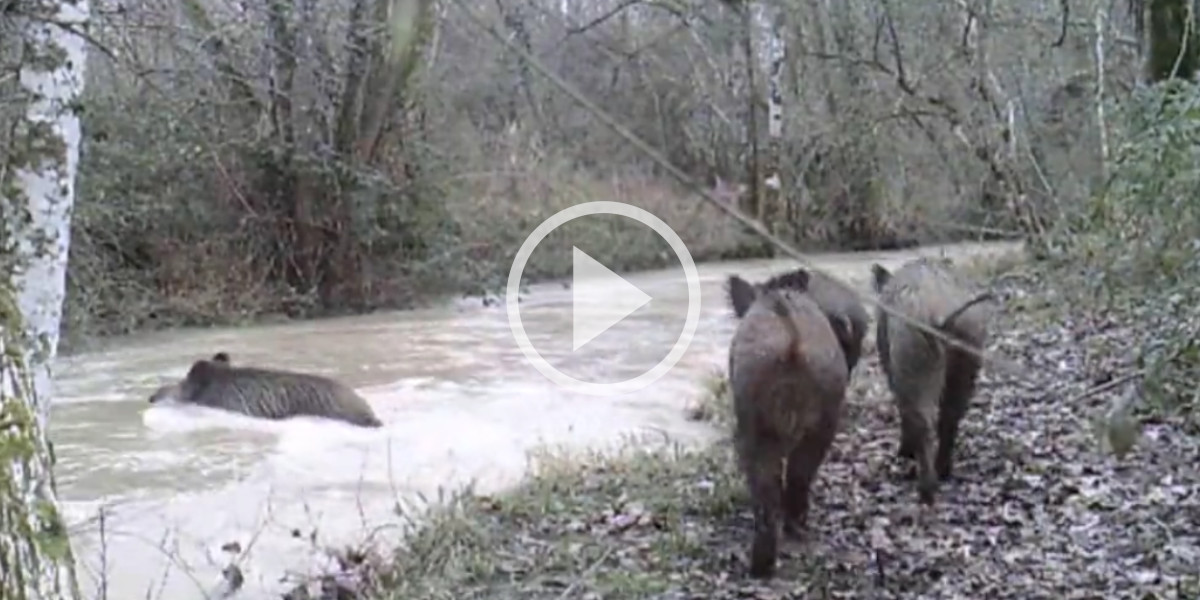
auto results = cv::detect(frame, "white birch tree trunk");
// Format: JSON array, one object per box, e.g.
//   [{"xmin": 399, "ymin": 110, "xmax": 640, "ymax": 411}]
[
  {"xmin": 0, "ymin": 0, "xmax": 90, "ymax": 598},
  {"xmin": 757, "ymin": 2, "xmax": 785, "ymax": 230},
  {"xmin": 764, "ymin": 6, "xmax": 784, "ymax": 193}
]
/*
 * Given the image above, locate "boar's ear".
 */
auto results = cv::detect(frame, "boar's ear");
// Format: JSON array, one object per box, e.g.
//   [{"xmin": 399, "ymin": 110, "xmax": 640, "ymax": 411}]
[
  {"xmin": 185, "ymin": 359, "xmax": 216, "ymax": 384},
  {"xmin": 727, "ymin": 275, "xmax": 758, "ymax": 318},
  {"xmin": 760, "ymin": 268, "xmax": 809, "ymax": 293},
  {"xmin": 870, "ymin": 264, "xmax": 891, "ymax": 293},
  {"xmin": 211, "ymin": 352, "xmax": 231, "ymax": 364},
  {"xmin": 787, "ymin": 269, "xmax": 810, "ymax": 290}
]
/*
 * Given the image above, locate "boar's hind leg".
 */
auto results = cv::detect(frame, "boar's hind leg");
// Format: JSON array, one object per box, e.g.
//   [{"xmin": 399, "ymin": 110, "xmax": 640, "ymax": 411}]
[
  {"xmin": 936, "ymin": 350, "xmax": 981, "ymax": 481},
  {"xmin": 782, "ymin": 423, "xmax": 837, "ymax": 539},
  {"xmin": 896, "ymin": 366, "xmax": 945, "ymax": 505},
  {"xmin": 897, "ymin": 421, "xmax": 919, "ymax": 461},
  {"xmin": 740, "ymin": 441, "xmax": 784, "ymax": 579},
  {"xmin": 896, "ymin": 405, "xmax": 926, "ymax": 478},
  {"xmin": 910, "ymin": 380, "xmax": 944, "ymax": 505}
]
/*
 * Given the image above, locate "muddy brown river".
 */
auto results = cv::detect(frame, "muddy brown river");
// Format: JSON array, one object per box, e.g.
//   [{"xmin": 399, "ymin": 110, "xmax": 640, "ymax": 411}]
[{"xmin": 49, "ymin": 240, "xmax": 1021, "ymax": 599}]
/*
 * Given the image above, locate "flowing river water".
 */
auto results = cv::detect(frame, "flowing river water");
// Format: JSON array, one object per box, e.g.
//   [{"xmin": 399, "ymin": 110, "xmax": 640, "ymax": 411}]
[{"xmin": 49, "ymin": 240, "xmax": 1021, "ymax": 599}]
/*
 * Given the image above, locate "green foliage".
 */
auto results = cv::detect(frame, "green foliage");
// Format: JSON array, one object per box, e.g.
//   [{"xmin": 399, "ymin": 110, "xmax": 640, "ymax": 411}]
[
  {"xmin": 62, "ymin": 90, "xmax": 459, "ymax": 343},
  {"xmin": 685, "ymin": 369, "xmax": 733, "ymax": 430},
  {"xmin": 1056, "ymin": 79, "xmax": 1200, "ymax": 420},
  {"xmin": 1090, "ymin": 80, "xmax": 1200, "ymax": 283},
  {"xmin": 61, "ymin": 73, "xmax": 773, "ymax": 347},
  {"xmin": 45, "ymin": 0, "xmax": 1083, "ymax": 347}
]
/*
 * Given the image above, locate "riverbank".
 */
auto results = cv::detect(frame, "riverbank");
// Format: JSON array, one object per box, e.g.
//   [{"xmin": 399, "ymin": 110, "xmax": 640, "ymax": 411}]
[
  {"xmin": 288, "ymin": 252, "xmax": 1200, "ymax": 599},
  {"xmin": 56, "ymin": 238, "xmax": 1020, "ymax": 361},
  {"xmin": 59, "ymin": 171, "xmax": 1011, "ymax": 356}
]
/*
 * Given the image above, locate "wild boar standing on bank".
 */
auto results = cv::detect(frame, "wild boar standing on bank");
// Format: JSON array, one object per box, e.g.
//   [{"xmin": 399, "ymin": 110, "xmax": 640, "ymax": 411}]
[
  {"xmin": 726, "ymin": 269, "xmax": 852, "ymax": 579},
  {"xmin": 871, "ymin": 257, "xmax": 996, "ymax": 505}
]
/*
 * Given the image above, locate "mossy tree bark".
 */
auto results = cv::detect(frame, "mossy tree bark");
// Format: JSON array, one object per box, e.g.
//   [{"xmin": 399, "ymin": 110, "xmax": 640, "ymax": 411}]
[
  {"xmin": 1145, "ymin": 0, "xmax": 1200, "ymax": 82},
  {"xmin": 0, "ymin": 1, "xmax": 90, "ymax": 598}
]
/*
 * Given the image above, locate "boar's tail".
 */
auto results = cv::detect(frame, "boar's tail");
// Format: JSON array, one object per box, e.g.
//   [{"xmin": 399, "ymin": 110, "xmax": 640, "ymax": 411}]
[
  {"xmin": 764, "ymin": 289, "xmax": 802, "ymax": 365},
  {"xmin": 937, "ymin": 291, "xmax": 996, "ymax": 332}
]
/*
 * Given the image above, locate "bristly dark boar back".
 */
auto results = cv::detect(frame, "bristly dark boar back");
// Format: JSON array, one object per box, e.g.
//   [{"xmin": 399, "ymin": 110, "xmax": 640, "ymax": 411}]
[
  {"xmin": 803, "ymin": 269, "xmax": 869, "ymax": 374},
  {"xmin": 726, "ymin": 274, "xmax": 849, "ymax": 579},
  {"xmin": 731, "ymin": 267, "xmax": 867, "ymax": 374},
  {"xmin": 870, "ymin": 257, "xmax": 996, "ymax": 506}
]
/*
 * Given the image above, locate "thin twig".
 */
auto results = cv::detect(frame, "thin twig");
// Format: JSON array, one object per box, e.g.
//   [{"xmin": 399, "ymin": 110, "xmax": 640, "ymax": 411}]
[
  {"xmin": 1066, "ymin": 369, "xmax": 1145, "ymax": 404},
  {"xmin": 565, "ymin": 0, "xmax": 640, "ymax": 35},
  {"xmin": 557, "ymin": 546, "xmax": 614, "ymax": 599},
  {"xmin": 98, "ymin": 506, "xmax": 109, "ymax": 600}
]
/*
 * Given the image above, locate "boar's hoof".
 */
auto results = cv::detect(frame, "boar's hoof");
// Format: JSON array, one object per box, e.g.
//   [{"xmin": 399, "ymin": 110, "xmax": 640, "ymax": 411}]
[
  {"xmin": 783, "ymin": 519, "xmax": 806, "ymax": 541},
  {"xmin": 918, "ymin": 483, "xmax": 937, "ymax": 506},
  {"xmin": 937, "ymin": 463, "xmax": 955, "ymax": 482},
  {"xmin": 748, "ymin": 533, "xmax": 778, "ymax": 580}
]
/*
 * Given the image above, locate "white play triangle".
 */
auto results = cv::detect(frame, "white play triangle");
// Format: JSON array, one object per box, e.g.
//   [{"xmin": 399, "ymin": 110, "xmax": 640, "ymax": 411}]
[{"xmin": 571, "ymin": 246, "xmax": 652, "ymax": 351}]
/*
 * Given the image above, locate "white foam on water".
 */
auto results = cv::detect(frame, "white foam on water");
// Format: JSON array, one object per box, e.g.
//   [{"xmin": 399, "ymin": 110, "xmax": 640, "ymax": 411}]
[
  {"xmin": 142, "ymin": 402, "xmax": 292, "ymax": 435},
  {"xmin": 69, "ymin": 382, "xmax": 721, "ymax": 599}
]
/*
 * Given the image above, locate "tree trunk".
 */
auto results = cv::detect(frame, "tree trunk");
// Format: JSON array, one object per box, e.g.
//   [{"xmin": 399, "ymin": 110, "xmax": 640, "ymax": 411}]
[
  {"xmin": 763, "ymin": 4, "xmax": 785, "ymax": 236},
  {"xmin": 0, "ymin": 1, "xmax": 89, "ymax": 598},
  {"xmin": 1145, "ymin": 0, "xmax": 1200, "ymax": 82},
  {"xmin": 739, "ymin": 2, "xmax": 763, "ymax": 221}
]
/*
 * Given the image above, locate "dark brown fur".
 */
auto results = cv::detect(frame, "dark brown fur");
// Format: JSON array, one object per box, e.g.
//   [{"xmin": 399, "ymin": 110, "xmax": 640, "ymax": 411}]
[
  {"xmin": 870, "ymin": 258, "xmax": 995, "ymax": 505},
  {"xmin": 803, "ymin": 269, "xmax": 870, "ymax": 374},
  {"xmin": 728, "ymin": 267, "xmax": 868, "ymax": 374},
  {"xmin": 726, "ymin": 272, "xmax": 851, "ymax": 579},
  {"xmin": 148, "ymin": 353, "xmax": 383, "ymax": 428}
]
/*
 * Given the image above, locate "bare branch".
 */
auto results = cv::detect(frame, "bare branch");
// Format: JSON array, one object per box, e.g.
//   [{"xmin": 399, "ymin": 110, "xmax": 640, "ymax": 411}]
[
  {"xmin": 1054, "ymin": 0, "xmax": 1071, "ymax": 46},
  {"xmin": 565, "ymin": 0, "xmax": 639, "ymax": 35},
  {"xmin": 879, "ymin": 0, "xmax": 914, "ymax": 94}
]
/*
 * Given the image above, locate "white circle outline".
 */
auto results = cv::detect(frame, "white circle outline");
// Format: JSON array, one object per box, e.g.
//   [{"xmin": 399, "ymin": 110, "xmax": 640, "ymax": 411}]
[{"xmin": 506, "ymin": 201, "xmax": 701, "ymax": 397}]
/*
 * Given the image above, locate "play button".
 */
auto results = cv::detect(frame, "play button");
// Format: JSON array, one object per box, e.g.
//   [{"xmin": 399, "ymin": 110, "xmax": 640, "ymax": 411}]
[
  {"xmin": 571, "ymin": 247, "xmax": 653, "ymax": 351},
  {"xmin": 506, "ymin": 201, "xmax": 702, "ymax": 396}
]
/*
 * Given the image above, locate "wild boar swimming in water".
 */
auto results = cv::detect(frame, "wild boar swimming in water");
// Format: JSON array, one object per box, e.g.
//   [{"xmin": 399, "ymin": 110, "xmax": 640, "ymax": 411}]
[{"xmin": 147, "ymin": 352, "xmax": 383, "ymax": 428}]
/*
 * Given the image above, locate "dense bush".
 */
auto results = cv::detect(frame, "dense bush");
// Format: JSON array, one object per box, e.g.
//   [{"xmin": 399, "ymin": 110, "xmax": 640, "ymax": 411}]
[{"xmin": 1046, "ymin": 78, "xmax": 1200, "ymax": 422}]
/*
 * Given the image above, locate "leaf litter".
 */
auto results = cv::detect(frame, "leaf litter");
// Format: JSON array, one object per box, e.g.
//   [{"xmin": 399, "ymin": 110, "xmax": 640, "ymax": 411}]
[{"xmin": 309, "ymin": 268, "xmax": 1200, "ymax": 599}]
